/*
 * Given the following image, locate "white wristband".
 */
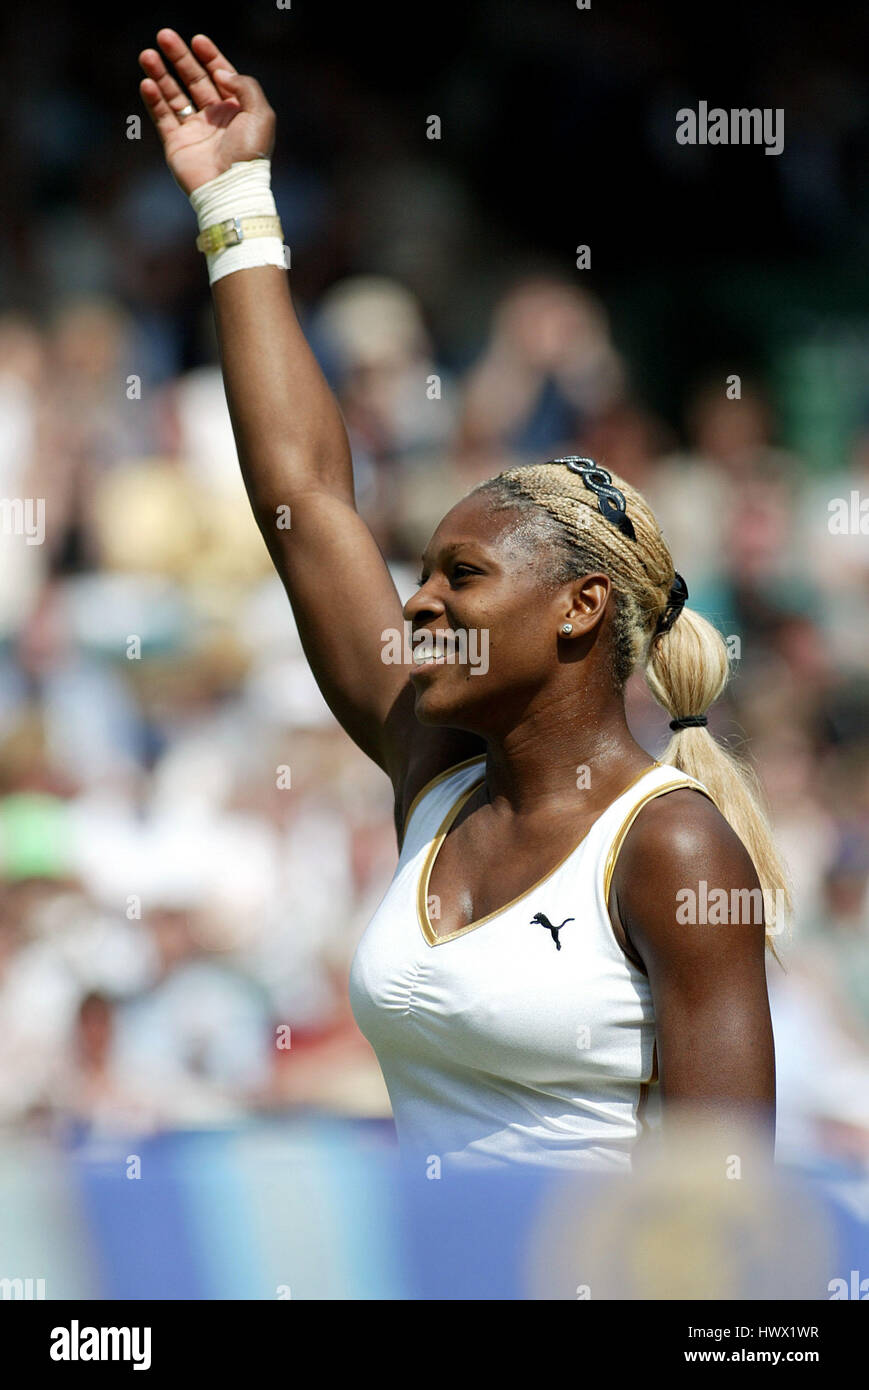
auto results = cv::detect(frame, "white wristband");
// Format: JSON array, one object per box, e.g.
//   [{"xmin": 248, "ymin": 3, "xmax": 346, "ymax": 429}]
[{"xmin": 189, "ymin": 158, "xmax": 286, "ymax": 285}]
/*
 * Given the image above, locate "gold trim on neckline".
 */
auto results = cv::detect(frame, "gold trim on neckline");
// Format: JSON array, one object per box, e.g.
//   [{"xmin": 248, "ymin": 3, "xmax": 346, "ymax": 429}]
[
  {"xmin": 399, "ymin": 754, "xmax": 486, "ymax": 852},
  {"xmin": 417, "ymin": 760, "xmax": 661, "ymax": 947}
]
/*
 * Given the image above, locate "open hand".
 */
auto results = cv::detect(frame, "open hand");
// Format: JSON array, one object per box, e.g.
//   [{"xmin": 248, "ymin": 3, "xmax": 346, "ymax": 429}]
[{"xmin": 138, "ymin": 29, "xmax": 275, "ymax": 195}]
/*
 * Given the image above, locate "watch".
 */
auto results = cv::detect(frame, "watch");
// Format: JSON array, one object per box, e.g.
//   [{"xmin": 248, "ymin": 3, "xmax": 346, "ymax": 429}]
[{"xmin": 195, "ymin": 215, "xmax": 284, "ymax": 255}]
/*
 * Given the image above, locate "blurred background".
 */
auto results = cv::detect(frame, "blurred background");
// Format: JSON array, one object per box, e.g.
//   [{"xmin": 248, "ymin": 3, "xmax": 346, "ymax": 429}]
[{"xmin": 0, "ymin": 0, "xmax": 867, "ymax": 1296}]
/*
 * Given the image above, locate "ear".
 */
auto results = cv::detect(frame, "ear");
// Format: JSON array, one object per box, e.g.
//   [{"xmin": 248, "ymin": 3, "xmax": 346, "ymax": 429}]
[{"xmin": 563, "ymin": 573, "xmax": 611, "ymax": 634}]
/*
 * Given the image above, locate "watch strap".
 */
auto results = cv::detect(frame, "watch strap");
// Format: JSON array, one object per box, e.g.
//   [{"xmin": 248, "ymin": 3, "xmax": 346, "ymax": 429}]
[{"xmin": 195, "ymin": 215, "xmax": 284, "ymax": 255}]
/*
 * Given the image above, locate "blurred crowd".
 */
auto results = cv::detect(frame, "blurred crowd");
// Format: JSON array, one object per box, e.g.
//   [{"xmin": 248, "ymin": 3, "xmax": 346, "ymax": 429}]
[
  {"xmin": 1, "ymin": 269, "xmax": 867, "ymax": 1170},
  {"xmin": 0, "ymin": 4, "xmax": 867, "ymax": 1173}
]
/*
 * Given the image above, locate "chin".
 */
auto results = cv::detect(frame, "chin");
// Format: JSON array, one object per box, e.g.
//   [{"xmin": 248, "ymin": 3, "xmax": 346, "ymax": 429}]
[
  {"xmin": 411, "ymin": 673, "xmax": 487, "ymax": 729},
  {"xmin": 412, "ymin": 687, "xmax": 459, "ymax": 725}
]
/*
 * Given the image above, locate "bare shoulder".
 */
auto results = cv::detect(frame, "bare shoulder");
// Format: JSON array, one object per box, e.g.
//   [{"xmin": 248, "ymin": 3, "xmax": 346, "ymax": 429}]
[
  {"xmin": 612, "ymin": 785, "xmax": 766, "ymax": 969},
  {"xmin": 616, "ymin": 786, "xmax": 756, "ymax": 883}
]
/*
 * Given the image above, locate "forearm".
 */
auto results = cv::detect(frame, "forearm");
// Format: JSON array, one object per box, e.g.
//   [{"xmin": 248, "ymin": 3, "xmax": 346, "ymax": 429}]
[
  {"xmin": 139, "ymin": 39, "xmax": 355, "ymax": 519},
  {"xmin": 211, "ymin": 265, "xmax": 355, "ymax": 512}
]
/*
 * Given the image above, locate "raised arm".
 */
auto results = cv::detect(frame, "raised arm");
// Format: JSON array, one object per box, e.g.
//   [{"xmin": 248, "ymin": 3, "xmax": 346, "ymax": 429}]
[{"xmin": 138, "ymin": 29, "xmax": 483, "ymax": 820}]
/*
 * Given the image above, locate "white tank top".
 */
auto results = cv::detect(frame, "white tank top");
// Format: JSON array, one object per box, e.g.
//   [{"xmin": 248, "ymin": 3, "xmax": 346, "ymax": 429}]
[{"xmin": 349, "ymin": 755, "xmax": 709, "ymax": 1173}]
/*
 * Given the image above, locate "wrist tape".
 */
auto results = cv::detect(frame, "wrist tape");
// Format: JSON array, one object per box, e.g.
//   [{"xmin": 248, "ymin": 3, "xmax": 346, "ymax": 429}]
[{"xmin": 189, "ymin": 158, "xmax": 286, "ymax": 285}]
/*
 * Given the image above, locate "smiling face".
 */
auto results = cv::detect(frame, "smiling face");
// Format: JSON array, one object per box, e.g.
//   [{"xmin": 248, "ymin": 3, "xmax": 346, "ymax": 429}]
[{"xmin": 403, "ymin": 490, "xmax": 615, "ymax": 734}]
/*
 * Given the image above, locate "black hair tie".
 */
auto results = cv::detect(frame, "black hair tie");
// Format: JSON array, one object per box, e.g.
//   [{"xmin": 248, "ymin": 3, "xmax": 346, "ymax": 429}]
[
  {"xmin": 548, "ymin": 457, "xmax": 637, "ymax": 541},
  {"xmin": 669, "ymin": 714, "xmax": 708, "ymax": 731},
  {"xmin": 655, "ymin": 572, "xmax": 689, "ymax": 636}
]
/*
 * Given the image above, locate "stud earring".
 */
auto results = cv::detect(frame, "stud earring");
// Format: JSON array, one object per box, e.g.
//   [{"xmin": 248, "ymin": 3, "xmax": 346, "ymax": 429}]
[{"xmin": 561, "ymin": 623, "xmax": 573, "ymax": 635}]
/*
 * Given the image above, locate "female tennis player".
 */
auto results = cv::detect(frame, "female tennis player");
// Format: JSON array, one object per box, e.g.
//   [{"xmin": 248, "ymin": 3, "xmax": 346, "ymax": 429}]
[{"xmin": 139, "ymin": 30, "xmax": 787, "ymax": 1174}]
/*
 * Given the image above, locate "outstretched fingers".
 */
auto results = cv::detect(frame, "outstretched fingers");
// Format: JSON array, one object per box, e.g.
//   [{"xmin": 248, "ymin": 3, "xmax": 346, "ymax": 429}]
[
  {"xmin": 190, "ymin": 32, "xmax": 239, "ymax": 93},
  {"xmin": 138, "ymin": 75, "xmax": 181, "ymax": 140},
  {"xmin": 139, "ymin": 44, "xmax": 195, "ymax": 120},
  {"xmin": 155, "ymin": 27, "xmax": 223, "ymax": 108}
]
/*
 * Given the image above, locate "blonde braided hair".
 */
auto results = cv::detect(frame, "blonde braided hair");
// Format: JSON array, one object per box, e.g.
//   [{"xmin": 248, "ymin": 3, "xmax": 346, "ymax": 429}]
[{"xmin": 472, "ymin": 459, "xmax": 791, "ymax": 953}]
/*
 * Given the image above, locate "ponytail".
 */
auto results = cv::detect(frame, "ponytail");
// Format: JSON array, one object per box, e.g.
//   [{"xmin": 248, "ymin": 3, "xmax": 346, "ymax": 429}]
[{"xmin": 646, "ymin": 607, "xmax": 791, "ymax": 957}]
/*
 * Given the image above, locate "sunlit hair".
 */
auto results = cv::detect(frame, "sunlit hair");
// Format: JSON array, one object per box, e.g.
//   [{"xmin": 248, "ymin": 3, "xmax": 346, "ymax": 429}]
[{"xmin": 472, "ymin": 460, "xmax": 791, "ymax": 956}]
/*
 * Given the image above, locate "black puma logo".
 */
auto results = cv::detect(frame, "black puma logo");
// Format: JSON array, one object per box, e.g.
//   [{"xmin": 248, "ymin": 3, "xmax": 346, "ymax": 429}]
[{"xmin": 530, "ymin": 912, "xmax": 574, "ymax": 951}]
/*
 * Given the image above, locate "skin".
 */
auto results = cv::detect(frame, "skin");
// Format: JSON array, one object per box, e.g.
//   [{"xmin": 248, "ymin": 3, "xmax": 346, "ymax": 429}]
[{"xmin": 139, "ymin": 31, "xmax": 775, "ymax": 1156}]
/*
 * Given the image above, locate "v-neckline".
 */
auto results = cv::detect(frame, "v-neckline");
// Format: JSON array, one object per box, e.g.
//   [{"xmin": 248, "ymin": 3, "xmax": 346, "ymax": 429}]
[{"xmin": 416, "ymin": 760, "xmax": 661, "ymax": 947}]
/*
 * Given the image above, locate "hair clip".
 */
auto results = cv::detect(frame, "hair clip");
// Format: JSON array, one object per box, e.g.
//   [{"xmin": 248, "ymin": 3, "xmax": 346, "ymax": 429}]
[
  {"xmin": 655, "ymin": 572, "xmax": 689, "ymax": 635},
  {"xmin": 549, "ymin": 457, "xmax": 637, "ymax": 541}
]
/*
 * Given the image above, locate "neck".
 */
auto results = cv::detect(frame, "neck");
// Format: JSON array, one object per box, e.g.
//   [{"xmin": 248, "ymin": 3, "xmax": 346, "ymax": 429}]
[{"xmin": 474, "ymin": 689, "xmax": 654, "ymax": 818}]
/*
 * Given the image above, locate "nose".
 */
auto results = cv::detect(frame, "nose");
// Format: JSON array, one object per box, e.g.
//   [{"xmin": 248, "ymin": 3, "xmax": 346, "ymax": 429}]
[{"xmin": 402, "ymin": 580, "xmax": 446, "ymax": 627}]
